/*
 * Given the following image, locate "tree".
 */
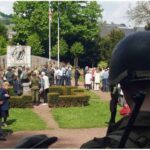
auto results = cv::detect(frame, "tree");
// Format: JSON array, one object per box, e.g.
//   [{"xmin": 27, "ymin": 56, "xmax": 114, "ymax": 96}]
[
  {"xmin": 51, "ymin": 1, "xmax": 103, "ymax": 67},
  {"xmin": 51, "ymin": 39, "xmax": 68, "ymax": 58},
  {"xmin": 99, "ymin": 29, "xmax": 124, "ymax": 63},
  {"xmin": 0, "ymin": 36, "xmax": 7, "ymax": 56},
  {"xmin": 0, "ymin": 21, "xmax": 7, "ymax": 38},
  {"xmin": 70, "ymin": 42, "xmax": 84, "ymax": 67},
  {"xmin": 127, "ymin": 1, "xmax": 150, "ymax": 26},
  {"xmin": 27, "ymin": 33, "xmax": 44, "ymax": 56},
  {"xmin": 12, "ymin": 1, "xmax": 49, "ymax": 56},
  {"xmin": 98, "ymin": 60, "xmax": 108, "ymax": 69}
]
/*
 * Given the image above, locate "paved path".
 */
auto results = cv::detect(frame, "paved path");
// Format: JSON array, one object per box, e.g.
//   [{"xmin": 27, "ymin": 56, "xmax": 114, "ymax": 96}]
[
  {"xmin": 0, "ymin": 128, "xmax": 107, "ymax": 148},
  {"xmin": 33, "ymin": 105, "xmax": 59, "ymax": 129},
  {"xmin": 0, "ymin": 82, "xmax": 110, "ymax": 148}
]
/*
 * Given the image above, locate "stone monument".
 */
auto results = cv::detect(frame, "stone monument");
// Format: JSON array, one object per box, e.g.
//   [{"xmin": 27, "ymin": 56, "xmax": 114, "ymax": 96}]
[{"xmin": 7, "ymin": 45, "xmax": 31, "ymax": 67}]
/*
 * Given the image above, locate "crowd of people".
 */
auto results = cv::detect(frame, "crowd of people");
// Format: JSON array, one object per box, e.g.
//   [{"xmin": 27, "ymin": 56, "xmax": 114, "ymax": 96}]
[
  {"xmin": 0, "ymin": 63, "xmax": 75, "ymax": 105},
  {"xmin": 0, "ymin": 63, "xmax": 110, "ymax": 129},
  {"xmin": 84, "ymin": 66, "xmax": 109, "ymax": 92}
]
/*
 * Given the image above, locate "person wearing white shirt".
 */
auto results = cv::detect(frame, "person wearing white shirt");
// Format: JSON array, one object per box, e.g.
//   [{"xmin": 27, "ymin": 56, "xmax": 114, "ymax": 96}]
[
  {"xmin": 41, "ymin": 72, "xmax": 50, "ymax": 104},
  {"xmin": 85, "ymin": 71, "xmax": 92, "ymax": 90},
  {"xmin": 94, "ymin": 69, "xmax": 101, "ymax": 91}
]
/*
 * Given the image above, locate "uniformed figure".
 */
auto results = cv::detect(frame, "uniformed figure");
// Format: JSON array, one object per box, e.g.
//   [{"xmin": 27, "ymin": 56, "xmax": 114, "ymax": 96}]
[{"xmin": 81, "ymin": 31, "xmax": 150, "ymax": 148}]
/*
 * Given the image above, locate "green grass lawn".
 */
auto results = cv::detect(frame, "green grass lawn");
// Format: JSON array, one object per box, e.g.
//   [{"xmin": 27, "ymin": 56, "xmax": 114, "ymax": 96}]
[
  {"xmin": 5, "ymin": 108, "xmax": 49, "ymax": 132},
  {"xmin": 52, "ymin": 90, "xmax": 122, "ymax": 128}
]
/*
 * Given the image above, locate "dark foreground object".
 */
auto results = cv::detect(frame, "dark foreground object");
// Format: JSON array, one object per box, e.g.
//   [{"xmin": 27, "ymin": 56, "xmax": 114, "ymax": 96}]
[{"xmin": 14, "ymin": 134, "xmax": 58, "ymax": 148}]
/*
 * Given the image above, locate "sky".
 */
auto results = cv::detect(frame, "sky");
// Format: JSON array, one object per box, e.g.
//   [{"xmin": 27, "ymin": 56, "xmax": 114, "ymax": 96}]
[
  {"xmin": 0, "ymin": 0, "xmax": 138, "ymax": 27},
  {"xmin": 99, "ymin": 1, "xmax": 137, "ymax": 27}
]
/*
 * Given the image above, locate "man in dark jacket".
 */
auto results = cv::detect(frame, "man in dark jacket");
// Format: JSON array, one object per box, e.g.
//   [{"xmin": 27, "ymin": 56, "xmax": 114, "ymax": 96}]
[{"xmin": 74, "ymin": 67, "xmax": 80, "ymax": 86}]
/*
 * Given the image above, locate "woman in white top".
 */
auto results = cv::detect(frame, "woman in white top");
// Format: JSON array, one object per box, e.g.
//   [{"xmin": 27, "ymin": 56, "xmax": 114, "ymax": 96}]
[
  {"xmin": 85, "ymin": 70, "xmax": 92, "ymax": 90},
  {"xmin": 94, "ymin": 69, "xmax": 101, "ymax": 91}
]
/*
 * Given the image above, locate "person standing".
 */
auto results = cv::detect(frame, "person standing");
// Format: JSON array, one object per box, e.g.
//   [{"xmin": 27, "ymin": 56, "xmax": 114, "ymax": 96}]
[
  {"xmin": 12, "ymin": 75, "xmax": 22, "ymax": 96},
  {"xmin": 41, "ymin": 72, "xmax": 50, "ymax": 104},
  {"xmin": 94, "ymin": 69, "xmax": 101, "ymax": 91},
  {"xmin": 74, "ymin": 67, "xmax": 80, "ymax": 86},
  {"xmin": 65, "ymin": 66, "xmax": 72, "ymax": 86},
  {"xmin": 85, "ymin": 70, "xmax": 92, "ymax": 90},
  {"xmin": 31, "ymin": 73, "xmax": 40, "ymax": 105},
  {"xmin": 0, "ymin": 82, "xmax": 10, "ymax": 127}
]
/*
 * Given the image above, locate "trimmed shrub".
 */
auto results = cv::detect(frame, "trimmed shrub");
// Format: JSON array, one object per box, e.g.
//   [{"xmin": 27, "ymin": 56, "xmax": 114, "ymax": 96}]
[
  {"xmin": 48, "ymin": 94, "xmax": 90, "ymax": 107},
  {"xmin": 10, "ymin": 96, "xmax": 22, "ymax": 108},
  {"xmin": 71, "ymin": 89, "xmax": 84, "ymax": 95},
  {"xmin": 49, "ymin": 86, "xmax": 64, "ymax": 95},
  {"xmin": 9, "ymin": 87, "xmax": 15, "ymax": 96},
  {"xmin": 59, "ymin": 94, "xmax": 90, "ymax": 107},
  {"xmin": 49, "ymin": 86, "xmax": 77, "ymax": 95},
  {"xmin": 63, "ymin": 86, "xmax": 77, "ymax": 95},
  {"xmin": 10, "ymin": 95, "xmax": 33, "ymax": 108},
  {"xmin": 48, "ymin": 93, "xmax": 59, "ymax": 107},
  {"xmin": 22, "ymin": 95, "xmax": 33, "ymax": 108}
]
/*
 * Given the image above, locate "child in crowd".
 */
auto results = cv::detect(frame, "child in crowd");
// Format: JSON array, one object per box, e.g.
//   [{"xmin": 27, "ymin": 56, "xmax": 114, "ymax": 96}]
[{"xmin": 0, "ymin": 82, "xmax": 10, "ymax": 127}]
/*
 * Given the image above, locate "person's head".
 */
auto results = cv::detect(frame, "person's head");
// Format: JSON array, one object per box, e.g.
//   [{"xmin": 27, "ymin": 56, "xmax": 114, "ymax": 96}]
[
  {"xmin": 32, "ymin": 72, "xmax": 37, "ymax": 77},
  {"xmin": 109, "ymin": 31, "xmax": 150, "ymax": 112},
  {"xmin": 41, "ymin": 72, "xmax": 45, "ymax": 77},
  {"xmin": 3, "ymin": 82, "xmax": 10, "ymax": 90}
]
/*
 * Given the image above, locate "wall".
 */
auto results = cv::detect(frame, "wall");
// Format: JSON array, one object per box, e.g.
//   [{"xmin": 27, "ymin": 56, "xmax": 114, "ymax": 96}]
[{"xmin": 0, "ymin": 55, "xmax": 58, "ymax": 69}]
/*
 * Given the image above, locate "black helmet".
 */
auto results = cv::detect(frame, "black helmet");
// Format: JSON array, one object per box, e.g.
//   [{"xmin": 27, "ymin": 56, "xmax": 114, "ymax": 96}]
[{"xmin": 109, "ymin": 31, "xmax": 150, "ymax": 86}]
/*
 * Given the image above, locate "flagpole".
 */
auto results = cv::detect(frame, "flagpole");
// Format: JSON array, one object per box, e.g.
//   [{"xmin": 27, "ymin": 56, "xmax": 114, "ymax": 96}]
[
  {"xmin": 49, "ymin": 0, "xmax": 52, "ymax": 62},
  {"xmin": 57, "ymin": 1, "xmax": 60, "ymax": 68}
]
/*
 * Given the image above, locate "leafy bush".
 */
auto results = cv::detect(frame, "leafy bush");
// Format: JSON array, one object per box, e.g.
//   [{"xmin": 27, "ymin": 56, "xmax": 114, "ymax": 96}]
[
  {"xmin": 49, "ymin": 86, "xmax": 77, "ymax": 95},
  {"xmin": 48, "ymin": 93, "xmax": 59, "ymax": 107},
  {"xmin": 49, "ymin": 86, "xmax": 64, "ymax": 95},
  {"xmin": 59, "ymin": 95, "xmax": 90, "ymax": 107},
  {"xmin": 64, "ymin": 86, "xmax": 77, "ymax": 95},
  {"xmin": 48, "ymin": 93, "xmax": 90, "ymax": 108},
  {"xmin": 9, "ymin": 87, "xmax": 15, "ymax": 96},
  {"xmin": 10, "ymin": 95, "xmax": 33, "ymax": 108},
  {"xmin": 71, "ymin": 89, "xmax": 84, "ymax": 95}
]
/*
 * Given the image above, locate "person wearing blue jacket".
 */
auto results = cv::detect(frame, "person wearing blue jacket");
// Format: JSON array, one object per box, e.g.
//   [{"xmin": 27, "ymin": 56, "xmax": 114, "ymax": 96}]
[{"xmin": 0, "ymin": 82, "xmax": 10, "ymax": 127}]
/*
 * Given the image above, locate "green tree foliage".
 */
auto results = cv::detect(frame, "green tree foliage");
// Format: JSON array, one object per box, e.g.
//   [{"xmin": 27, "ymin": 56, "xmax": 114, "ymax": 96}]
[
  {"xmin": 12, "ymin": 1, "xmax": 48, "ymax": 56},
  {"xmin": 99, "ymin": 29, "xmax": 124, "ymax": 63},
  {"xmin": 0, "ymin": 36, "xmax": 7, "ymax": 55},
  {"xmin": 51, "ymin": 39, "xmax": 68, "ymax": 57},
  {"xmin": 98, "ymin": 60, "xmax": 108, "ymax": 69},
  {"xmin": 51, "ymin": 1, "xmax": 103, "ymax": 67},
  {"xmin": 27, "ymin": 33, "xmax": 44, "ymax": 56},
  {"xmin": 70, "ymin": 42, "xmax": 84, "ymax": 67},
  {"xmin": 0, "ymin": 21, "xmax": 7, "ymax": 38}
]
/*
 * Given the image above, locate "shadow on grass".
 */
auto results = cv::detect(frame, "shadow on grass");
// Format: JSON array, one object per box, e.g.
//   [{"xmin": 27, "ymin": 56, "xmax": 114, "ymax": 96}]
[{"xmin": 7, "ymin": 119, "xmax": 16, "ymax": 125}]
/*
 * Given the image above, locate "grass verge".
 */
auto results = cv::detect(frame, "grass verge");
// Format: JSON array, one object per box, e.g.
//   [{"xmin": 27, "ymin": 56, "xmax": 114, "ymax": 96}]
[
  {"xmin": 52, "ymin": 90, "xmax": 122, "ymax": 128},
  {"xmin": 5, "ymin": 108, "xmax": 49, "ymax": 132}
]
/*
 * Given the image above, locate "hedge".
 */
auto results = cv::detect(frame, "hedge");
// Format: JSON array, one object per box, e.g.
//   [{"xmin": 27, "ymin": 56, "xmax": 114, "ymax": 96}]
[
  {"xmin": 9, "ymin": 87, "xmax": 15, "ymax": 96},
  {"xmin": 48, "ymin": 93, "xmax": 90, "ymax": 107},
  {"xmin": 71, "ymin": 89, "xmax": 84, "ymax": 95},
  {"xmin": 49, "ymin": 86, "xmax": 77, "ymax": 95},
  {"xmin": 49, "ymin": 86, "xmax": 64, "ymax": 95},
  {"xmin": 10, "ymin": 95, "xmax": 33, "ymax": 108},
  {"xmin": 48, "ymin": 93, "xmax": 59, "ymax": 107},
  {"xmin": 64, "ymin": 86, "xmax": 77, "ymax": 95}
]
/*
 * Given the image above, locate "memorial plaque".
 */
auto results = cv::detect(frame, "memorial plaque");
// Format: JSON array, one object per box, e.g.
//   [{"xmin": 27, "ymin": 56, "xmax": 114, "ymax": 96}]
[{"xmin": 7, "ymin": 45, "xmax": 31, "ymax": 67}]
